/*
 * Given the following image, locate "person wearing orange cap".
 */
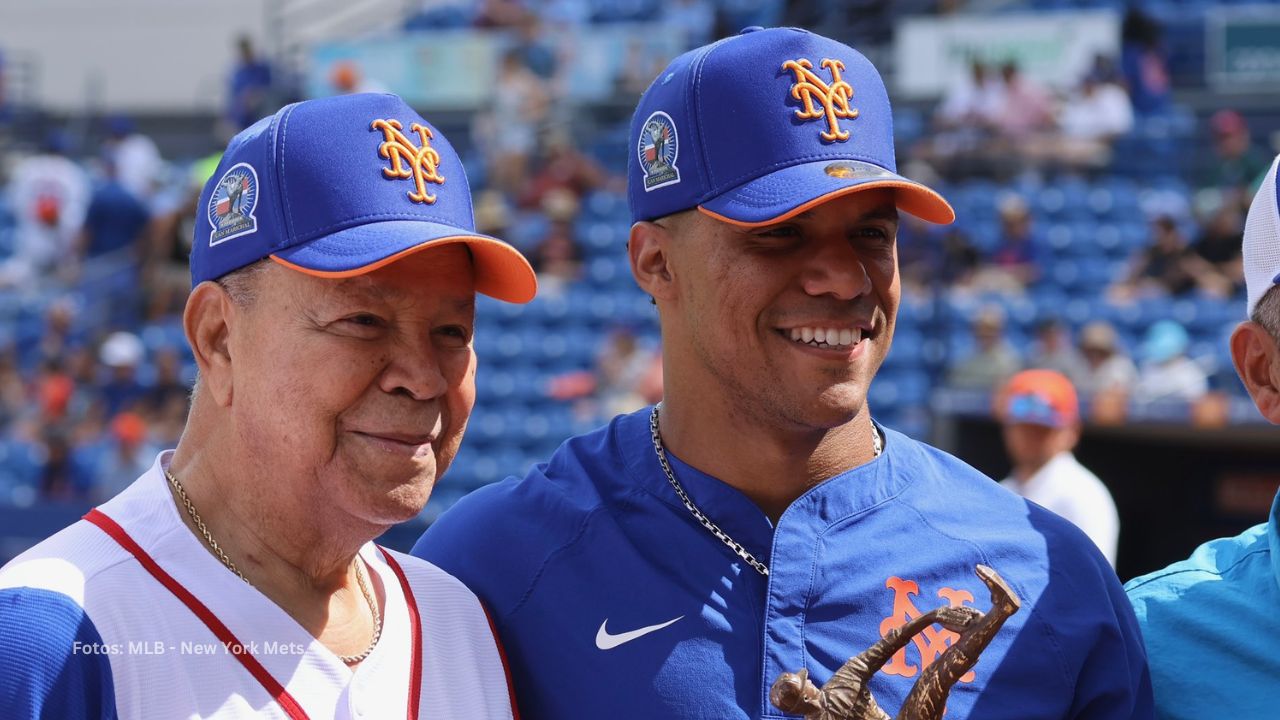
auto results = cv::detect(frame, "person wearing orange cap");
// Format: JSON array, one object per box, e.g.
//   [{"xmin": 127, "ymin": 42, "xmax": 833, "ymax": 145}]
[{"xmin": 999, "ymin": 369, "xmax": 1119, "ymax": 566}]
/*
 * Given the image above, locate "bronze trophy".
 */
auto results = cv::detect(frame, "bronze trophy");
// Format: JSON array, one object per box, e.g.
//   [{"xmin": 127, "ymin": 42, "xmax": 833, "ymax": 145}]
[{"xmin": 769, "ymin": 564, "xmax": 1020, "ymax": 720}]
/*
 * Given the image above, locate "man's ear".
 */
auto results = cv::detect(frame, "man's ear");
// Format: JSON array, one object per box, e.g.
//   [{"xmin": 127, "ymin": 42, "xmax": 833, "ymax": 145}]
[
  {"xmin": 184, "ymin": 282, "xmax": 237, "ymax": 407},
  {"xmin": 1230, "ymin": 321, "xmax": 1280, "ymax": 423},
  {"xmin": 628, "ymin": 220, "xmax": 678, "ymax": 304}
]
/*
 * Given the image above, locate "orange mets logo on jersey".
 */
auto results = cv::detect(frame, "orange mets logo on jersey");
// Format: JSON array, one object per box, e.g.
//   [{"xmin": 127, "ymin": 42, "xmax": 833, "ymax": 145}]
[
  {"xmin": 781, "ymin": 58, "xmax": 858, "ymax": 143},
  {"xmin": 879, "ymin": 576, "xmax": 978, "ymax": 683},
  {"xmin": 371, "ymin": 118, "xmax": 445, "ymax": 204}
]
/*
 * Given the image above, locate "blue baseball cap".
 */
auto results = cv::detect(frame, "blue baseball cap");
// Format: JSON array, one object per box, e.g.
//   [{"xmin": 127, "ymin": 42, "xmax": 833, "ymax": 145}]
[
  {"xmin": 627, "ymin": 27, "xmax": 954, "ymax": 227},
  {"xmin": 192, "ymin": 93, "xmax": 536, "ymax": 303}
]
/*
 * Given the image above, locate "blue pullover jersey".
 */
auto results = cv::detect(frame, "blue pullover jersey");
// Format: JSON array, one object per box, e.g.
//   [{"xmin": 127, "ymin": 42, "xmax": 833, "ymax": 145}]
[{"xmin": 415, "ymin": 409, "xmax": 1152, "ymax": 719}]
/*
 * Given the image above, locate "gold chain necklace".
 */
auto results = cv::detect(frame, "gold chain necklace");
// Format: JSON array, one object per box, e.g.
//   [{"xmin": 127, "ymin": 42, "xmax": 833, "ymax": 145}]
[{"xmin": 164, "ymin": 467, "xmax": 382, "ymax": 665}]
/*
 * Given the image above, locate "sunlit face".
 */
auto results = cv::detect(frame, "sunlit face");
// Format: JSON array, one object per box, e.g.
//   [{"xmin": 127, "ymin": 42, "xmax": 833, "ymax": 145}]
[
  {"xmin": 227, "ymin": 246, "xmax": 477, "ymax": 525},
  {"xmin": 665, "ymin": 189, "xmax": 900, "ymax": 431}
]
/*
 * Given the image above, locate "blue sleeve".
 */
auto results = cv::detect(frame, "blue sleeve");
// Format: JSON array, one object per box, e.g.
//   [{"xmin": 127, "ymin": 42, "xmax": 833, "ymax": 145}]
[
  {"xmin": 0, "ymin": 587, "xmax": 117, "ymax": 719},
  {"xmin": 1065, "ymin": 566, "xmax": 1155, "ymax": 719},
  {"xmin": 412, "ymin": 481, "xmax": 549, "ymax": 619}
]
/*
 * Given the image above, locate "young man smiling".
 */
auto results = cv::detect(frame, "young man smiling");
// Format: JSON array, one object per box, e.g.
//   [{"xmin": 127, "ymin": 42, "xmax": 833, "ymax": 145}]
[{"xmin": 415, "ymin": 28, "xmax": 1152, "ymax": 719}]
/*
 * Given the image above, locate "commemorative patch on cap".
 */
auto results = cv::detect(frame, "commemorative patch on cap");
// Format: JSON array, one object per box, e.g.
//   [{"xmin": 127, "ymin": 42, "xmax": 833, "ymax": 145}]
[
  {"xmin": 372, "ymin": 118, "xmax": 445, "ymax": 204},
  {"xmin": 824, "ymin": 161, "xmax": 892, "ymax": 179},
  {"xmin": 638, "ymin": 111, "xmax": 681, "ymax": 192},
  {"xmin": 781, "ymin": 58, "xmax": 858, "ymax": 143},
  {"xmin": 208, "ymin": 163, "xmax": 259, "ymax": 245}
]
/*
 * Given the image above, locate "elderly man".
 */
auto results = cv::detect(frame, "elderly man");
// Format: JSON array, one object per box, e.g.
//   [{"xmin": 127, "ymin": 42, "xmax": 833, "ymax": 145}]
[
  {"xmin": 1125, "ymin": 153, "xmax": 1280, "ymax": 717},
  {"xmin": 414, "ymin": 28, "xmax": 1151, "ymax": 719},
  {"xmin": 0, "ymin": 93, "xmax": 533, "ymax": 719}
]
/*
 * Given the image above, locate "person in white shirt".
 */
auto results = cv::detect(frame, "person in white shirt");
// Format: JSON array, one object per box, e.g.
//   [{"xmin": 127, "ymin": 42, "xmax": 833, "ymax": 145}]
[
  {"xmin": 1132, "ymin": 320, "xmax": 1209, "ymax": 404},
  {"xmin": 999, "ymin": 369, "xmax": 1120, "ymax": 566},
  {"xmin": 1, "ymin": 131, "xmax": 90, "ymax": 289}
]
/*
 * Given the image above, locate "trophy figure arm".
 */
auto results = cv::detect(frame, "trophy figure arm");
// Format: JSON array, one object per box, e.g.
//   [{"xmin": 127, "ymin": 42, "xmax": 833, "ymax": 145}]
[{"xmin": 898, "ymin": 565, "xmax": 1022, "ymax": 720}]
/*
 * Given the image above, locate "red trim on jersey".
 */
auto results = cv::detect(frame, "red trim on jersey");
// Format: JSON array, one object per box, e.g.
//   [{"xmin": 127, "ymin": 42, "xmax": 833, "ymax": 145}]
[
  {"xmin": 85, "ymin": 511, "xmax": 429, "ymax": 719},
  {"xmin": 377, "ymin": 547, "xmax": 423, "ymax": 720},
  {"xmin": 481, "ymin": 601, "xmax": 521, "ymax": 719},
  {"xmin": 83, "ymin": 508, "xmax": 311, "ymax": 720}
]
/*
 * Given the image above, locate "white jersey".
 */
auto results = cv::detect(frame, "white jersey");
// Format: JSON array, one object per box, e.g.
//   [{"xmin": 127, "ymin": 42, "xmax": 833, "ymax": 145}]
[
  {"xmin": 0, "ymin": 451, "xmax": 516, "ymax": 720},
  {"xmin": 1002, "ymin": 451, "xmax": 1120, "ymax": 567}
]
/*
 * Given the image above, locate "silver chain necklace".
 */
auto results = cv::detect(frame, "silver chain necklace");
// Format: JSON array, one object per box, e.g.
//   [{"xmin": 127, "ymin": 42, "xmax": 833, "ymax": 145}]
[
  {"xmin": 648, "ymin": 403, "xmax": 882, "ymax": 577},
  {"xmin": 164, "ymin": 467, "xmax": 382, "ymax": 665}
]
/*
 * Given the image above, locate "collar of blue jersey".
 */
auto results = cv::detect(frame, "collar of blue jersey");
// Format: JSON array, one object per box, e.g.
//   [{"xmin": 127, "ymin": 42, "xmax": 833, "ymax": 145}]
[
  {"xmin": 618, "ymin": 408, "xmax": 912, "ymax": 543},
  {"xmin": 1269, "ymin": 490, "xmax": 1280, "ymax": 594}
]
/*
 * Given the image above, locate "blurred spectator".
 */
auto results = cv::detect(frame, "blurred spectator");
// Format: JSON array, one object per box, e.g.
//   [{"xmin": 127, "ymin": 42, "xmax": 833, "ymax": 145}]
[
  {"xmin": 594, "ymin": 326, "xmax": 662, "ymax": 419},
  {"xmin": 88, "ymin": 412, "xmax": 157, "ymax": 502},
  {"xmin": 474, "ymin": 50, "xmax": 549, "ymax": 194},
  {"xmin": 513, "ymin": 15, "xmax": 557, "ymax": 79},
  {"xmin": 1132, "ymin": 320, "xmax": 1208, "ymax": 404},
  {"xmin": 143, "ymin": 170, "xmax": 201, "ymax": 300},
  {"xmin": 1203, "ymin": 110, "xmax": 1271, "ymax": 204},
  {"xmin": 946, "ymin": 305, "xmax": 1021, "ymax": 390},
  {"xmin": 1111, "ymin": 215, "xmax": 1199, "ymax": 300},
  {"xmin": 97, "ymin": 331, "xmax": 147, "ymax": 419},
  {"xmin": 530, "ymin": 189, "xmax": 583, "ymax": 295},
  {"xmin": 226, "ymin": 35, "xmax": 273, "ymax": 132},
  {"xmin": 917, "ymin": 60, "xmax": 1004, "ymax": 174},
  {"xmin": 1077, "ymin": 321, "xmax": 1137, "ymax": 397},
  {"xmin": 1191, "ymin": 201, "xmax": 1245, "ymax": 299},
  {"xmin": 518, "ymin": 130, "xmax": 613, "ymax": 210},
  {"xmin": 974, "ymin": 195, "xmax": 1045, "ymax": 292},
  {"xmin": 1026, "ymin": 318, "xmax": 1087, "ymax": 386},
  {"xmin": 102, "ymin": 116, "xmax": 163, "ymax": 204},
  {"xmin": 547, "ymin": 326, "xmax": 662, "ymax": 421},
  {"xmin": 37, "ymin": 430, "xmax": 78, "ymax": 501},
  {"xmin": 998, "ymin": 370, "xmax": 1119, "ymax": 566},
  {"xmin": 77, "ymin": 158, "xmax": 151, "ymax": 260},
  {"xmin": 1120, "ymin": 8, "xmax": 1171, "ymax": 115},
  {"xmin": 1, "ymin": 131, "xmax": 90, "ymax": 289},
  {"xmin": 937, "ymin": 227, "xmax": 981, "ymax": 291},
  {"xmin": 935, "ymin": 60, "xmax": 1004, "ymax": 133},
  {"xmin": 1086, "ymin": 53, "xmax": 1122, "ymax": 86},
  {"xmin": 473, "ymin": 189, "xmax": 512, "ymax": 238},
  {"xmin": 0, "ymin": 350, "xmax": 27, "ymax": 427},
  {"xmin": 34, "ymin": 358, "xmax": 75, "ymax": 424},
  {"xmin": 33, "ymin": 297, "xmax": 79, "ymax": 368},
  {"xmin": 992, "ymin": 62, "xmax": 1053, "ymax": 141},
  {"xmin": 474, "ymin": 0, "xmax": 529, "ymax": 28},
  {"xmin": 142, "ymin": 347, "xmax": 189, "ymax": 419},
  {"xmin": 328, "ymin": 60, "xmax": 387, "ymax": 96},
  {"xmin": 150, "ymin": 393, "xmax": 189, "ymax": 448},
  {"xmin": 1053, "ymin": 71, "xmax": 1134, "ymax": 167}
]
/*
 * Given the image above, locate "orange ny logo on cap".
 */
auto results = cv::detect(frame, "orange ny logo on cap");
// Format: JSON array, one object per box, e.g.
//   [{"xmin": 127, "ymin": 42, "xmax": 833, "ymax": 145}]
[
  {"xmin": 372, "ymin": 118, "xmax": 445, "ymax": 204},
  {"xmin": 782, "ymin": 58, "xmax": 859, "ymax": 142}
]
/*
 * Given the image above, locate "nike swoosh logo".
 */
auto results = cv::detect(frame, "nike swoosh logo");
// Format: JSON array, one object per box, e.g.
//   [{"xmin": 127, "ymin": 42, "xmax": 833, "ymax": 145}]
[{"xmin": 595, "ymin": 616, "xmax": 684, "ymax": 650}]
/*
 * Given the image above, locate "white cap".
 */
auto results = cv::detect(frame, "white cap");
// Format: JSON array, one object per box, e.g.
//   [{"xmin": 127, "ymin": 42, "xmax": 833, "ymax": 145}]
[
  {"xmin": 1244, "ymin": 153, "xmax": 1280, "ymax": 317},
  {"xmin": 100, "ymin": 331, "xmax": 144, "ymax": 368}
]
